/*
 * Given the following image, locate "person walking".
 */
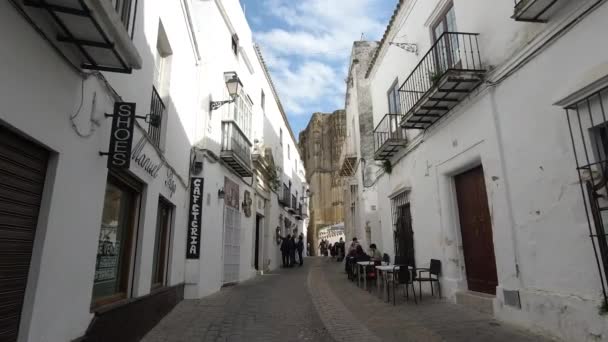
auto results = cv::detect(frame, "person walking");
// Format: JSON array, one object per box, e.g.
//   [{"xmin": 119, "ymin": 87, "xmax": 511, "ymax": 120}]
[
  {"xmin": 280, "ymin": 235, "xmax": 290, "ymax": 268},
  {"xmin": 297, "ymin": 234, "xmax": 304, "ymax": 266},
  {"xmin": 288, "ymin": 235, "xmax": 297, "ymax": 267}
]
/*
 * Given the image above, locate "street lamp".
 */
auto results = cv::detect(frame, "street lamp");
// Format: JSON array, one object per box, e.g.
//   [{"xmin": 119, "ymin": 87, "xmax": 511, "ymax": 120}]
[{"xmin": 209, "ymin": 72, "xmax": 243, "ymax": 111}]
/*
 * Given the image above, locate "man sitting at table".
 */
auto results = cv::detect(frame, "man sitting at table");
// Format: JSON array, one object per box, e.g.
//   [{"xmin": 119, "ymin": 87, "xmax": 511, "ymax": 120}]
[{"xmin": 368, "ymin": 244, "xmax": 382, "ymax": 262}]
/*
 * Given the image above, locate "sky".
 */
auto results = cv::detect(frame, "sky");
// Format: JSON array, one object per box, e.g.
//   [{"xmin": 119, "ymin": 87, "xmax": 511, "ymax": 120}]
[{"xmin": 240, "ymin": 0, "xmax": 396, "ymax": 137}]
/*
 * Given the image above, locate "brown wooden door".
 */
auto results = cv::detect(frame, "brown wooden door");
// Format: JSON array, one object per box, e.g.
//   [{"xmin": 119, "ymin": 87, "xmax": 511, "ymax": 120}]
[
  {"xmin": 455, "ymin": 166, "xmax": 498, "ymax": 295},
  {"xmin": 0, "ymin": 126, "xmax": 49, "ymax": 341}
]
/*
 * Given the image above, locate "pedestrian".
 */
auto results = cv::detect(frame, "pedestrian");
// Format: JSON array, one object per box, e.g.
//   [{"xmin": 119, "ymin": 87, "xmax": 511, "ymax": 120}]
[
  {"xmin": 280, "ymin": 234, "xmax": 290, "ymax": 268},
  {"xmin": 337, "ymin": 237, "xmax": 345, "ymax": 262},
  {"xmin": 297, "ymin": 234, "xmax": 304, "ymax": 266},
  {"xmin": 329, "ymin": 243, "xmax": 334, "ymax": 258},
  {"xmin": 288, "ymin": 235, "xmax": 297, "ymax": 267},
  {"xmin": 369, "ymin": 243, "xmax": 382, "ymax": 262},
  {"xmin": 348, "ymin": 237, "xmax": 360, "ymax": 254}
]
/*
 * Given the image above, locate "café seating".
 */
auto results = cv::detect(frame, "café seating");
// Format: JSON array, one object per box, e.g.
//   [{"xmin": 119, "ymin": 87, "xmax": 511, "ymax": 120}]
[
  {"xmin": 416, "ymin": 259, "xmax": 441, "ymax": 300},
  {"xmin": 388, "ymin": 265, "xmax": 417, "ymax": 305}
]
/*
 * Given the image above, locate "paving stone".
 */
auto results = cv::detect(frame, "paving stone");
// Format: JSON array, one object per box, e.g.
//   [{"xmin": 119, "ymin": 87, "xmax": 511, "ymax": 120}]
[{"xmin": 143, "ymin": 257, "xmax": 557, "ymax": 342}]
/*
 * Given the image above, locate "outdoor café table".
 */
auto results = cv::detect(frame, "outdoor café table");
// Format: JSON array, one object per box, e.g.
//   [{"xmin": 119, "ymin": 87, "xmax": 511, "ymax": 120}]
[
  {"xmin": 356, "ymin": 261, "xmax": 375, "ymax": 289},
  {"xmin": 375, "ymin": 265, "xmax": 414, "ymax": 302}
]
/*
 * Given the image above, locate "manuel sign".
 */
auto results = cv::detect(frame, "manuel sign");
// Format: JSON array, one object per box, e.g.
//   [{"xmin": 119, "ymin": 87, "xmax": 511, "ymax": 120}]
[
  {"xmin": 187, "ymin": 177, "xmax": 204, "ymax": 259},
  {"xmin": 106, "ymin": 102, "xmax": 136, "ymax": 169}
]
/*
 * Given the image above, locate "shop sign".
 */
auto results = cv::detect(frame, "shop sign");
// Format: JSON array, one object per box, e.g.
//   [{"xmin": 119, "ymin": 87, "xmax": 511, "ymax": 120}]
[
  {"xmin": 164, "ymin": 168, "xmax": 177, "ymax": 197},
  {"xmin": 107, "ymin": 102, "xmax": 136, "ymax": 169},
  {"xmin": 131, "ymin": 137, "xmax": 163, "ymax": 178},
  {"xmin": 186, "ymin": 177, "xmax": 204, "ymax": 259}
]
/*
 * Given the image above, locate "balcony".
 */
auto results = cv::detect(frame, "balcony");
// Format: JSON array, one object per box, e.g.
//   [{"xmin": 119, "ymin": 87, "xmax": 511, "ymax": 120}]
[
  {"xmin": 512, "ymin": 0, "xmax": 559, "ymax": 22},
  {"xmin": 373, "ymin": 114, "xmax": 407, "ymax": 161},
  {"xmin": 339, "ymin": 141, "xmax": 358, "ymax": 177},
  {"xmin": 278, "ymin": 185, "xmax": 290, "ymax": 207},
  {"xmin": 400, "ymin": 32, "xmax": 485, "ymax": 131},
  {"xmin": 221, "ymin": 121, "xmax": 253, "ymax": 177},
  {"xmin": 19, "ymin": 0, "xmax": 142, "ymax": 73}
]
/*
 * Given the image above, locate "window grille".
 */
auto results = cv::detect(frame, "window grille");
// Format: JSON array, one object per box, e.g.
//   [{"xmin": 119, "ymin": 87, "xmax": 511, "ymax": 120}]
[{"xmin": 564, "ymin": 85, "xmax": 608, "ymax": 307}]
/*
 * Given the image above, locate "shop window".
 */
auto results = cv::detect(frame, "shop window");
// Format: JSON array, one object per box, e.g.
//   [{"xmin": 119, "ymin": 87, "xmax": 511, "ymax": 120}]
[
  {"xmin": 92, "ymin": 174, "xmax": 141, "ymax": 307},
  {"xmin": 152, "ymin": 198, "xmax": 173, "ymax": 289}
]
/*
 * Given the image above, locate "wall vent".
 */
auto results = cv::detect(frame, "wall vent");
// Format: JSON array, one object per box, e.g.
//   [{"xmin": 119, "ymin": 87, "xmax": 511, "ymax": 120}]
[{"xmin": 503, "ymin": 289, "xmax": 521, "ymax": 309}]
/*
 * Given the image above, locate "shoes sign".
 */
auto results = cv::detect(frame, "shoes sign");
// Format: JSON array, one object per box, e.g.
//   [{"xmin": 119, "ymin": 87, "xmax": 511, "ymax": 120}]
[
  {"xmin": 187, "ymin": 177, "xmax": 204, "ymax": 259},
  {"xmin": 105, "ymin": 102, "xmax": 136, "ymax": 169}
]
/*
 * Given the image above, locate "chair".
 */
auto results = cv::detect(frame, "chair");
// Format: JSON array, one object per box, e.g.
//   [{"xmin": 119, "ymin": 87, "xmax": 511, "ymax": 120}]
[
  {"xmin": 382, "ymin": 253, "xmax": 390, "ymax": 264},
  {"xmin": 389, "ymin": 265, "xmax": 417, "ymax": 305},
  {"xmin": 365, "ymin": 260, "xmax": 381, "ymax": 292},
  {"xmin": 417, "ymin": 259, "xmax": 441, "ymax": 300}
]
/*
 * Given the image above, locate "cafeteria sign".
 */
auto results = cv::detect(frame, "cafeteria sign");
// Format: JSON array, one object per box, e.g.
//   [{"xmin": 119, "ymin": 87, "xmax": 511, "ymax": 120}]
[{"xmin": 187, "ymin": 177, "xmax": 204, "ymax": 259}]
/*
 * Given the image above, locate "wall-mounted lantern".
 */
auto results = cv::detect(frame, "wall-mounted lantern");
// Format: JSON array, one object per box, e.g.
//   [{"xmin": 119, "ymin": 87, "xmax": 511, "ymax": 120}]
[
  {"xmin": 209, "ymin": 71, "xmax": 243, "ymax": 111},
  {"xmin": 218, "ymin": 187, "xmax": 225, "ymax": 199}
]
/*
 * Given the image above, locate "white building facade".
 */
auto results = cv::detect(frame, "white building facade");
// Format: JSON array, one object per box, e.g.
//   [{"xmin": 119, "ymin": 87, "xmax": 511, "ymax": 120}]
[
  {"xmin": 0, "ymin": 0, "xmax": 305, "ymax": 341},
  {"xmin": 367, "ymin": 0, "xmax": 608, "ymax": 340},
  {"xmin": 339, "ymin": 41, "xmax": 382, "ymax": 250},
  {"xmin": 185, "ymin": 0, "xmax": 307, "ymax": 299}
]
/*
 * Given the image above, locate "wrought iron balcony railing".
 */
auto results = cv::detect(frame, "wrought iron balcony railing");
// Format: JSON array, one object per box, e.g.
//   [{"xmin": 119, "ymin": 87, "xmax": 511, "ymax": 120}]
[
  {"xmin": 221, "ymin": 121, "xmax": 253, "ymax": 177},
  {"xmin": 373, "ymin": 114, "xmax": 407, "ymax": 161},
  {"xmin": 279, "ymin": 184, "xmax": 290, "ymax": 207},
  {"xmin": 399, "ymin": 32, "xmax": 485, "ymax": 130},
  {"xmin": 513, "ymin": 0, "xmax": 559, "ymax": 22},
  {"xmin": 148, "ymin": 87, "xmax": 164, "ymax": 148}
]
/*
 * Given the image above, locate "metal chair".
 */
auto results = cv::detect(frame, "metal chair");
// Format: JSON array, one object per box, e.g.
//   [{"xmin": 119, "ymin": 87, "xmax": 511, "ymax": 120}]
[
  {"xmin": 417, "ymin": 259, "xmax": 441, "ymax": 300},
  {"xmin": 389, "ymin": 265, "xmax": 417, "ymax": 305}
]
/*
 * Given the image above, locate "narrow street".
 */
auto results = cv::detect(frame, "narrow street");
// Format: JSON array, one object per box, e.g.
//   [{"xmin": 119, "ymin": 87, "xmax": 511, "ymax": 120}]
[{"xmin": 144, "ymin": 258, "xmax": 552, "ymax": 342}]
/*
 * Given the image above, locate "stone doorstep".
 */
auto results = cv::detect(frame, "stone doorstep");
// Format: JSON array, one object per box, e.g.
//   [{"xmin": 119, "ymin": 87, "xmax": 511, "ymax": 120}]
[{"xmin": 455, "ymin": 290, "xmax": 496, "ymax": 315}]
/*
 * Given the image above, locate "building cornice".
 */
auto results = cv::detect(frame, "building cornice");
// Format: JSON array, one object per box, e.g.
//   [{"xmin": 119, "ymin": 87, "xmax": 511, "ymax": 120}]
[{"xmin": 253, "ymin": 44, "xmax": 301, "ymax": 154}]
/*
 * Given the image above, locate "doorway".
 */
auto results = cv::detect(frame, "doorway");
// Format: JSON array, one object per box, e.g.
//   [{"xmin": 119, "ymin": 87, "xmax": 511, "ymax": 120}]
[
  {"xmin": 394, "ymin": 203, "xmax": 415, "ymax": 268},
  {"xmin": 454, "ymin": 165, "xmax": 498, "ymax": 295},
  {"xmin": 0, "ymin": 126, "xmax": 49, "ymax": 340},
  {"xmin": 254, "ymin": 215, "xmax": 262, "ymax": 271}
]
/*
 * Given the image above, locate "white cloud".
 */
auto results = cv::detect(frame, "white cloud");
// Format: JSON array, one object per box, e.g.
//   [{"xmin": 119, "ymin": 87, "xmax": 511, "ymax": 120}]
[{"xmin": 252, "ymin": 0, "xmax": 390, "ymax": 120}]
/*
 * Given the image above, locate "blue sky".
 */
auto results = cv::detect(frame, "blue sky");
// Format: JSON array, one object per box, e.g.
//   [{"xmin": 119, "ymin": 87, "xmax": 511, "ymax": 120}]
[{"xmin": 240, "ymin": 0, "xmax": 396, "ymax": 137}]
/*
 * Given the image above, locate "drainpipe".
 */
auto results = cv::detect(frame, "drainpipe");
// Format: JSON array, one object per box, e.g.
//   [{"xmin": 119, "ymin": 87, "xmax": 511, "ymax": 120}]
[{"xmin": 489, "ymin": 88, "xmax": 523, "ymax": 288}]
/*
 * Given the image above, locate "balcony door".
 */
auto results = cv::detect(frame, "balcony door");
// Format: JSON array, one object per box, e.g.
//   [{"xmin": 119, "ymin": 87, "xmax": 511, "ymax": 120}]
[{"xmin": 432, "ymin": 4, "xmax": 459, "ymax": 73}]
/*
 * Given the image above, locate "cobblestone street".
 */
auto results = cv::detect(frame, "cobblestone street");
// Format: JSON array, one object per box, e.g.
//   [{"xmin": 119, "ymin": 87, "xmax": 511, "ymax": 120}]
[{"xmin": 143, "ymin": 257, "xmax": 555, "ymax": 342}]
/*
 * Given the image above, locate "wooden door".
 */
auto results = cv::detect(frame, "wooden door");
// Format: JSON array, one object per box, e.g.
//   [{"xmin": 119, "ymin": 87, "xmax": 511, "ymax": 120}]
[
  {"xmin": 0, "ymin": 126, "xmax": 49, "ymax": 341},
  {"xmin": 394, "ymin": 204, "xmax": 415, "ymax": 268},
  {"xmin": 254, "ymin": 215, "xmax": 261, "ymax": 271},
  {"xmin": 455, "ymin": 166, "xmax": 498, "ymax": 295}
]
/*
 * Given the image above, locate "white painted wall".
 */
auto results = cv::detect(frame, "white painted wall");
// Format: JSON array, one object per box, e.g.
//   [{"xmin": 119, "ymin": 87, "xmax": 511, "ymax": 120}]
[
  {"xmin": 368, "ymin": 0, "xmax": 608, "ymax": 340},
  {"xmin": 185, "ymin": 0, "xmax": 306, "ymax": 298},
  {"xmin": 1, "ymin": 0, "xmax": 203, "ymax": 340}
]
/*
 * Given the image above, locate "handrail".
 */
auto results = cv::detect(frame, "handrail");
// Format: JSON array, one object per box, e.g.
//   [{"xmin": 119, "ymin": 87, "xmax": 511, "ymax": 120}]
[
  {"xmin": 398, "ymin": 32, "xmax": 484, "ymax": 119},
  {"xmin": 398, "ymin": 31, "xmax": 481, "ymax": 93}
]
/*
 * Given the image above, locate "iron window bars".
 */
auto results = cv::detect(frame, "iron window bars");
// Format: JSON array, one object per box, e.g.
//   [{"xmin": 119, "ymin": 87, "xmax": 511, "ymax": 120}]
[
  {"xmin": 373, "ymin": 114, "xmax": 407, "ymax": 161},
  {"xmin": 565, "ymin": 85, "xmax": 608, "ymax": 308},
  {"xmin": 512, "ymin": 0, "xmax": 559, "ymax": 22},
  {"xmin": 399, "ymin": 32, "xmax": 485, "ymax": 130},
  {"xmin": 24, "ymin": 0, "xmax": 138, "ymax": 73},
  {"xmin": 148, "ymin": 87, "xmax": 165, "ymax": 148}
]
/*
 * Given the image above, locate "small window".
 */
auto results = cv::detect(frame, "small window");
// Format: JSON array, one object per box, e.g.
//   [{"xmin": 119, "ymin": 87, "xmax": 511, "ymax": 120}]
[
  {"xmin": 155, "ymin": 21, "xmax": 173, "ymax": 97},
  {"xmin": 432, "ymin": 4, "xmax": 457, "ymax": 42},
  {"xmin": 231, "ymin": 33, "xmax": 239, "ymax": 56},
  {"xmin": 280, "ymin": 128, "xmax": 283, "ymax": 146},
  {"xmin": 261, "ymin": 90, "xmax": 266, "ymax": 113},
  {"xmin": 152, "ymin": 198, "xmax": 173, "ymax": 289},
  {"xmin": 288, "ymin": 144, "xmax": 290, "ymax": 160},
  {"xmin": 387, "ymin": 79, "xmax": 400, "ymax": 114}
]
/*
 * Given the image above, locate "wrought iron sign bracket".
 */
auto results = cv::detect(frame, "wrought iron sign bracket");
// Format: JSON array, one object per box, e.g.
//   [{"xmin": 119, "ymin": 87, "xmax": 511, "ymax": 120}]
[
  {"xmin": 103, "ymin": 113, "xmax": 161, "ymax": 126},
  {"xmin": 209, "ymin": 99, "xmax": 234, "ymax": 112},
  {"xmin": 389, "ymin": 42, "xmax": 418, "ymax": 55}
]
